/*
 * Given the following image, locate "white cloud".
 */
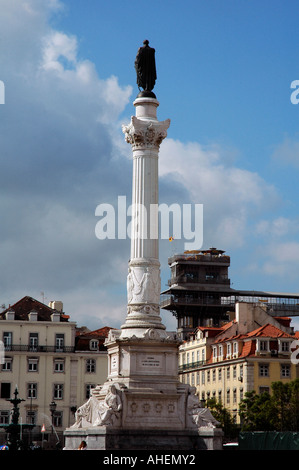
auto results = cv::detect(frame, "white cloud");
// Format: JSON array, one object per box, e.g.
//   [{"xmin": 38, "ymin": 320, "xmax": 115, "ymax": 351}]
[
  {"xmin": 260, "ymin": 241, "xmax": 299, "ymax": 279},
  {"xmin": 272, "ymin": 136, "xmax": 299, "ymax": 168},
  {"xmin": 159, "ymin": 139, "xmax": 278, "ymax": 249}
]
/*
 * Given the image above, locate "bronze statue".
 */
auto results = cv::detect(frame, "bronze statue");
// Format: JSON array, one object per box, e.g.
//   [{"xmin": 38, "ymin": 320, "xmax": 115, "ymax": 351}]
[{"xmin": 135, "ymin": 40, "xmax": 157, "ymax": 97}]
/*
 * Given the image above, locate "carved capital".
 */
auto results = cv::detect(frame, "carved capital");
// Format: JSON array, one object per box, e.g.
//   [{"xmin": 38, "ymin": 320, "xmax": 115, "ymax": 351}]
[{"xmin": 122, "ymin": 116, "xmax": 170, "ymax": 150}]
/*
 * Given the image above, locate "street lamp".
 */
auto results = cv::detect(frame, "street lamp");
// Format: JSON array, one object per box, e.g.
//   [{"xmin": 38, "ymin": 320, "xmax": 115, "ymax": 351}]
[{"xmin": 49, "ymin": 401, "xmax": 57, "ymax": 433}]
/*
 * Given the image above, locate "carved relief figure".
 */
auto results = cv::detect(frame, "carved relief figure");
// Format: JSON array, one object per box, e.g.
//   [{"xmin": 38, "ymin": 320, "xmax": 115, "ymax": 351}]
[
  {"xmin": 127, "ymin": 266, "xmax": 160, "ymax": 304},
  {"xmin": 95, "ymin": 385, "xmax": 122, "ymax": 426},
  {"xmin": 187, "ymin": 387, "xmax": 220, "ymax": 429},
  {"xmin": 71, "ymin": 394, "xmax": 98, "ymax": 428}
]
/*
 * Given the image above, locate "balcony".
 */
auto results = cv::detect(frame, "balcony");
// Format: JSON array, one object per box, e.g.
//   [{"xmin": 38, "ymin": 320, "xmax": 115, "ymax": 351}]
[
  {"xmin": 160, "ymin": 294, "xmax": 234, "ymax": 309},
  {"xmin": 4, "ymin": 344, "xmax": 75, "ymax": 353},
  {"xmin": 179, "ymin": 360, "xmax": 206, "ymax": 372},
  {"xmin": 168, "ymin": 275, "xmax": 230, "ymax": 287},
  {"xmin": 169, "ymin": 252, "xmax": 230, "ymax": 265}
]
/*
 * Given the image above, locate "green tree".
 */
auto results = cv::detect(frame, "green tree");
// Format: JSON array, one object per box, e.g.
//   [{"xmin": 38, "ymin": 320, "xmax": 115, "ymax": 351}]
[
  {"xmin": 271, "ymin": 378, "xmax": 299, "ymax": 431},
  {"xmin": 239, "ymin": 379, "xmax": 299, "ymax": 431},
  {"xmin": 206, "ymin": 398, "xmax": 238, "ymax": 438},
  {"xmin": 239, "ymin": 390, "xmax": 278, "ymax": 431}
]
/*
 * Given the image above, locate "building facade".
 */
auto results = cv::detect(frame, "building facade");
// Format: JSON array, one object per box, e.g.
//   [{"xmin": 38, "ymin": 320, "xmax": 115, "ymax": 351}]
[
  {"xmin": 161, "ymin": 248, "xmax": 299, "ymax": 340},
  {"xmin": 0, "ymin": 296, "xmax": 111, "ymax": 445},
  {"xmin": 179, "ymin": 302, "xmax": 298, "ymax": 423}
]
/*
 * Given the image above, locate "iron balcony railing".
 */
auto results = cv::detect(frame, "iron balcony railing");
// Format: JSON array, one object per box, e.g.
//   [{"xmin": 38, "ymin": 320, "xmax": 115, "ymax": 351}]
[
  {"xmin": 179, "ymin": 360, "xmax": 206, "ymax": 372},
  {"xmin": 168, "ymin": 276, "xmax": 230, "ymax": 286},
  {"xmin": 4, "ymin": 345, "xmax": 75, "ymax": 353}
]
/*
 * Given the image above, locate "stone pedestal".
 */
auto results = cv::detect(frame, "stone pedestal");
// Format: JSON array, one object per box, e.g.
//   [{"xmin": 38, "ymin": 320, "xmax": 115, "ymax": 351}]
[
  {"xmin": 64, "ymin": 97, "xmax": 223, "ymax": 450},
  {"xmin": 64, "ymin": 427, "xmax": 223, "ymax": 451}
]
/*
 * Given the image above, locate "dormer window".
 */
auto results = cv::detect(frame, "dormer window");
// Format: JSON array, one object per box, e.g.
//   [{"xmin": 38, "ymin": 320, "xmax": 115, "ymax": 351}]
[{"xmin": 90, "ymin": 340, "xmax": 99, "ymax": 351}]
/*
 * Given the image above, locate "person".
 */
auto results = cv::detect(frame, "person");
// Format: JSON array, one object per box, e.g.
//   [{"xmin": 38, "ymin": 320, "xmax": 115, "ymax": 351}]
[{"xmin": 78, "ymin": 440, "xmax": 87, "ymax": 450}]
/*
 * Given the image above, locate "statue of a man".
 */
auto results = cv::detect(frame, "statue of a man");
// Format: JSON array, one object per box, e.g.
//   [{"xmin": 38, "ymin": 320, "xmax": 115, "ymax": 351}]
[{"xmin": 135, "ymin": 40, "xmax": 157, "ymax": 96}]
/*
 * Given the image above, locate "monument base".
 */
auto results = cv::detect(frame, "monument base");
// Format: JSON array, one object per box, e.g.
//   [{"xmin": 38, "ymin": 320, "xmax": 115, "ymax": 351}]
[
  {"xmin": 63, "ymin": 329, "xmax": 223, "ymax": 451},
  {"xmin": 63, "ymin": 426, "xmax": 223, "ymax": 451}
]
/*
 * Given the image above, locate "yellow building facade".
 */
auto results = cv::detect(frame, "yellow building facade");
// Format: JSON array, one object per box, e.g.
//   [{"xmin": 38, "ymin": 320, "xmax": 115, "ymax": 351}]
[
  {"xmin": 0, "ymin": 297, "xmax": 109, "ymax": 443},
  {"xmin": 179, "ymin": 302, "xmax": 298, "ymax": 423}
]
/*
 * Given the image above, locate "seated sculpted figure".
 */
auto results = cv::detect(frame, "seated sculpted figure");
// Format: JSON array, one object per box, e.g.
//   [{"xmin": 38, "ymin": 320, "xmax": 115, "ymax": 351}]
[
  {"xmin": 71, "ymin": 392, "xmax": 99, "ymax": 428},
  {"xmin": 187, "ymin": 387, "xmax": 220, "ymax": 428},
  {"xmin": 95, "ymin": 384, "xmax": 122, "ymax": 427}
]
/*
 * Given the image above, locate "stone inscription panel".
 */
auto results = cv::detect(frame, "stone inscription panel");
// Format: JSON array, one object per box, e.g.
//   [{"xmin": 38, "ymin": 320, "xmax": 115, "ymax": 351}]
[{"xmin": 137, "ymin": 354, "xmax": 163, "ymax": 372}]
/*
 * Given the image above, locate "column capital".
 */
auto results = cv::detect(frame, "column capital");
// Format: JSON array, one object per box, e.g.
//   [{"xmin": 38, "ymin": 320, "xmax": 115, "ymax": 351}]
[{"xmin": 122, "ymin": 116, "xmax": 170, "ymax": 151}]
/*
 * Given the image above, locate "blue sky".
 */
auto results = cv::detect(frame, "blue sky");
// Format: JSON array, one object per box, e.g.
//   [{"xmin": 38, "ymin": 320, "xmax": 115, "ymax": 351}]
[{"xmin": 1, "ymin": 0, "xmax": 299, "ymax": 331}]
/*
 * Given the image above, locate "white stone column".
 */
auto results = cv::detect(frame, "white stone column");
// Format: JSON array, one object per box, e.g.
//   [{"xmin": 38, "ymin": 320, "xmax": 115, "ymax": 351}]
[{"xmin": 121, "ymin": 97, "xmax": 170, "ymax": 338}]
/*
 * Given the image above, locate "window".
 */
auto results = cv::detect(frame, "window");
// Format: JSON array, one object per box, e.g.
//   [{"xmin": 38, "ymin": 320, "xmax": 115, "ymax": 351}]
[
  {"xmin": 29, "ymin": 333, "xmax": 38, "ymax": 351},
  {"xmin": 28, "ymin": 358, "xmax": 38, "ymax": 372},
  {"xmin": 26, "ymin": 410, "xmax": 37, "ymax": 425},
  {"xmin": 219, "ymin": 345, "xmax": 223, "ymax": 357},
  {"xmin": 226, "ymin": 389, "xmax": 230, "ymax": 404},
  {"xmin": 259, "ymin": 386, "xmax": 270, "ymax": 394},
  {"xmin": 86, "ymin": 359, "xmax": 96, "ymax": 373},
  {"xmin": 54, "ymin": 384, "xmax": 64, "ymax": 400},
  {"xmin": 233, "ymin": 365, "xmax": 237, "ymax": 379},
  {"xmin": 212, "ymin": 369, "xmax": 216, "ymax": 382},
  {"xmin": 55, "ymin": 334, "xmax": 64, "ymax": 352},
  {"xmin": 207, "ymin": 371, "xmax": 210, "ymax": 383},
  {"xmin": 281, "ymin": 364, "xmax": 291, "ymax": 378},
  {"xmin": 0, "ymin": 383, "xmax": 11, "ymax": 399},
  {"xmin": 27, "ymin": 383, "xmax": 37, "ymax": 399},
  {"xmin": 201, "ymin": 371, "xmax": 205, "ymax": 385},
  {"xmin": 226, "ymin": 366, "xmax": 230, "ymax": 379},
  {"xmin": 281, "ymin": 342, "xmax": 289, "ymax": 352},
  {"xmin": 259, "ymin": 364, "xmax": 269, "ymax": 377},
  {"xmin": 260, "ymin": 340, "xmax": 268, "ymax": 351},
  {"xmin": 218, "ymin": 368, "xmax": 222, "ymax": 381},
  {"xmin": 233, "ymin": 388, "xmax": 237, "ymax": 403},
  {"xmin": 2, "ymin": 358, "xmax": 12, "ymax": 372},
  {"xmin": 0, "ymin": 411, "xmax": 10, "ymax": 424},
  {"xmin": 90, "ymin": 340, "xmax": 99, "ymax": 351},
  {"xmin": 227, "ymin": 343, "xmax": 231, "ymax": 357},
  {"xmin": 196, "ymin": 372, "xmax": 200, "ymax": 385},
  {"xmin": 85, "ymin": 384, "xmax": 96, "ymax": 399},
  {"xmin": 53, "ymin": 411, "xmax": 63, "ymax": 428},
  {"xmin": 54, "ymin": 360, "xmax": 65, "ymax": 373},
  {"xmin": 3, "ymin": 332, "xmax": 12, "ymax": 350}
]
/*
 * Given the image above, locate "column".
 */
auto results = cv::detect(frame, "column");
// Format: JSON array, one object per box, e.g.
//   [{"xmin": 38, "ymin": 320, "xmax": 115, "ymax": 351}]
[{"xmin": 120, "ymin": 97, "xmax": 170, "ymax": 337}]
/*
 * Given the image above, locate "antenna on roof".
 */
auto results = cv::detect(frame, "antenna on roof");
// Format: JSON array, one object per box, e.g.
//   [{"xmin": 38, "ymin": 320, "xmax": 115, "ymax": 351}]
[{"xmin": 41, "ymin": 292, "xmax": 47, "ymax": 304}]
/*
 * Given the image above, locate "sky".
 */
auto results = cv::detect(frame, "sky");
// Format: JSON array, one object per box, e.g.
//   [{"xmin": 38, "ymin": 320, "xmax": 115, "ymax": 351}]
[{"xmin": 1, "ymin": 0, "xmax": 299, "ymax": 332}]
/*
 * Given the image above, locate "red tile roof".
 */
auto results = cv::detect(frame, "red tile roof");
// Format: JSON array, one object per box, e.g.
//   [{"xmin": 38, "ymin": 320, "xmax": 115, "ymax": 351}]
[
  {"xmin": 75, "ymin": 326, "xmax": 115, "ymax": 351},
  {"xmin": 0, "ymin": 296, "xmax": 69, "ymax": 322},
  {"xmin": 246, "ymin": 323, "xmax": 294, "ymax": 339}
]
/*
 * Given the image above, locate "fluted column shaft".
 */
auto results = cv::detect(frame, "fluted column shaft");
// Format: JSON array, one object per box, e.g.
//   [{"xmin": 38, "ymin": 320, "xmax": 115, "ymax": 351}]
[{"xmin": 120, "ymin": 97, "xmax": 170, "ymax": 337}]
